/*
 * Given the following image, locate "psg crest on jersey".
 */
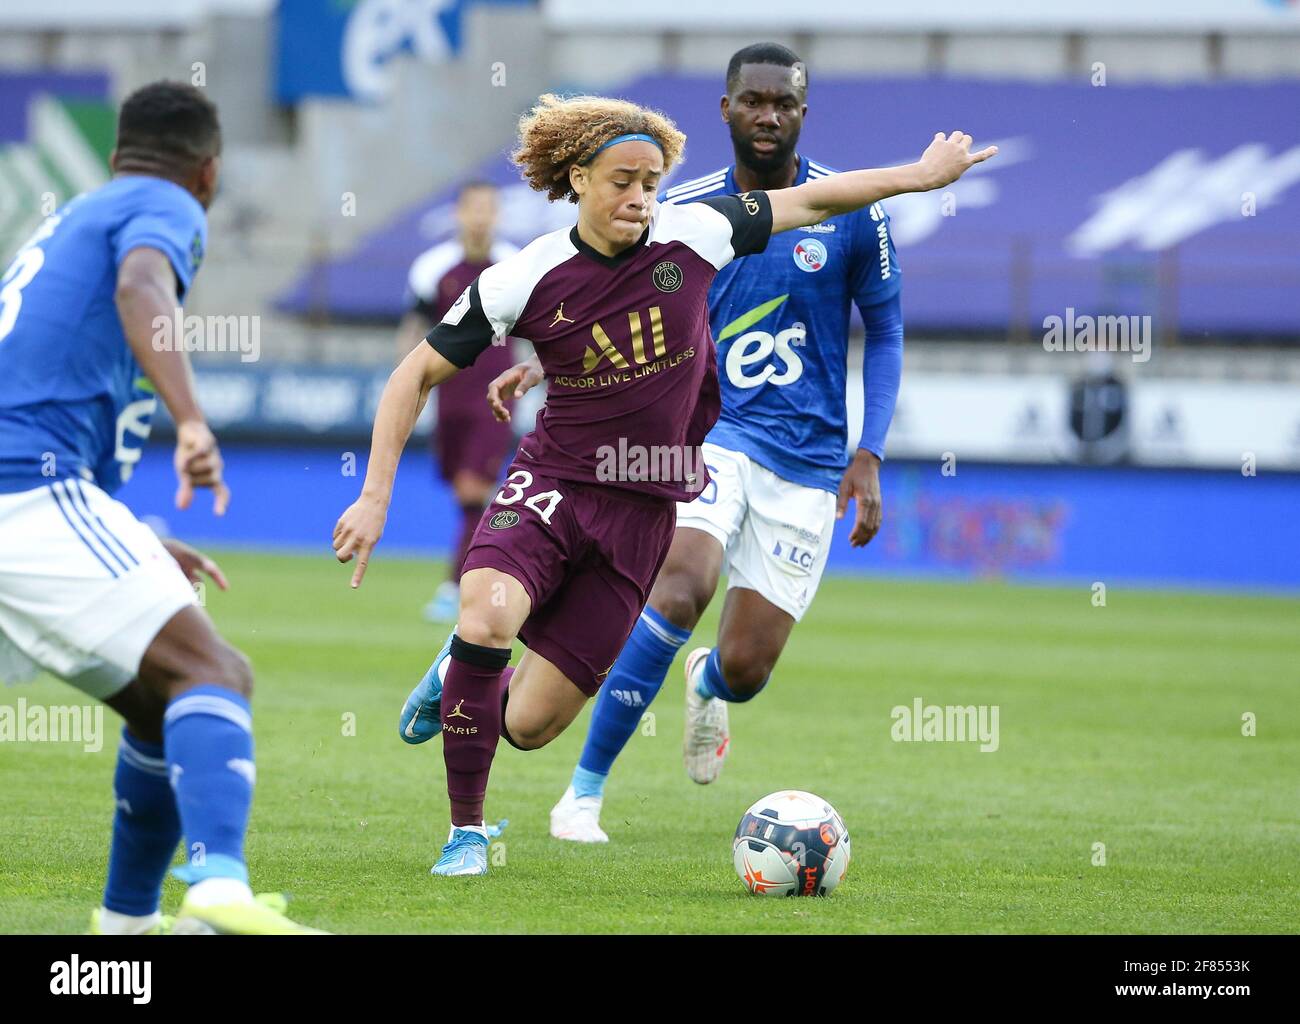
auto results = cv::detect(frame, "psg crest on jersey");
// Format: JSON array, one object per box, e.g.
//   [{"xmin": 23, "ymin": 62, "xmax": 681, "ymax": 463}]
[
  {"xmin": 489, "ymin": 510, "xmax": 520, "ymax": 530},
  {"xmin": 652, "ymin": 260, "xmax": 683, "ymax": 292},
  {"xmin": 792, "ymin": 238, "xmax": 827, "ymax": 273}
]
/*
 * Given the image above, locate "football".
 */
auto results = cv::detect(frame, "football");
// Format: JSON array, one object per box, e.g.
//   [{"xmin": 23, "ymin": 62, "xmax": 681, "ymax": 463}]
[{"xmin": 732, "ymin": 790, "xmax": 851, "ymax": 897}]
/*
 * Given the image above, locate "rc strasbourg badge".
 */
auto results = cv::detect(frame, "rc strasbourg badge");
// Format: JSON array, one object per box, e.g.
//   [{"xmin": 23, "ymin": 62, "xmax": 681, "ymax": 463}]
[
  {"xmin": 652, "ymin": 260, "xmax": 683, "ymax": 293},
  {"xmin": 489, "ymin": 509, "xmax": 520, "ymax": 530}
]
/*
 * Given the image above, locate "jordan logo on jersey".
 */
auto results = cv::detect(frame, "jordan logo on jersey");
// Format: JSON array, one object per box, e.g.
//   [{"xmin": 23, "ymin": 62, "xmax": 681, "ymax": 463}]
[{"xmin": 549, "ymin": 303, "xmax": 575, "ymax": 327}]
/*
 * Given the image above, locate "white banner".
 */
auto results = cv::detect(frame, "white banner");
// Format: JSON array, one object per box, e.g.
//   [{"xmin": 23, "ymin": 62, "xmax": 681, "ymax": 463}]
[
  {"xmin": 1130, "ymin": 380, "xmax": 1300, "ymax": 470},
  {"xmin": 847, "ymin": 371, "xmax": 1300, "ymax": 470},
  {"xmin": 544, "ymin": 0, "xmax": 1300, "ymax": 32}
]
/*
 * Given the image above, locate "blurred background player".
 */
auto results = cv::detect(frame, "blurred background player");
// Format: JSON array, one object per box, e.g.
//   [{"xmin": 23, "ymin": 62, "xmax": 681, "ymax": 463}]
[
  {"xmin": 395, "ymin": 181, "xmax": 519, "ymax": 622},
  {"xmin": 0, "ymin": 81, "xmax": 320, "ymax": 934},
  {"xmin": 547, "ymin": 43, "xmax": 906, "ymax": 841}
]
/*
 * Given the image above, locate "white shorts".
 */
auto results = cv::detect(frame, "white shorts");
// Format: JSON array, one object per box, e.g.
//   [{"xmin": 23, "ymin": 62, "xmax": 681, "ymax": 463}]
[
  {"xmin": 676, "ymin": 442, "xmax": 837, "ymax": 621},
  {"xmin": 0, "ymin": 480, "xmax": 197, "ymax": 700}
]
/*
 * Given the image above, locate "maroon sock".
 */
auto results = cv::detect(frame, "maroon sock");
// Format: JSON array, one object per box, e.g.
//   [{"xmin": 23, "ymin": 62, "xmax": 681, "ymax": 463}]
[
  {"xmin": 449, "ymin": 503, "xmax": 485, "ymax": 583},
  {"xmin": 442, "ymin": 637, "xmax": 511, "ymax": 826},
  {"xmin": 497, "ymin": 667, "xmax": 519, "ymax": 747}
]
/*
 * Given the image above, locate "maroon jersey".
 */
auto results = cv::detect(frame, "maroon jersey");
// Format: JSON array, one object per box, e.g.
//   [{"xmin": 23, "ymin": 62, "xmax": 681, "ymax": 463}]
[
  {"xmin": 407, "ymin": 239, "xmax": 519, "ymax": 419},
  {"xmin": 426, "ymin": 192, "xmax": 773, "ymax": 502}
]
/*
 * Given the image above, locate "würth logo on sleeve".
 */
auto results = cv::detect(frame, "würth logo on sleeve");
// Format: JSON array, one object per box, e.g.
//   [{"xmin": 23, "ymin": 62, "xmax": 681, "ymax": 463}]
[{"xmin": 652, "ymin": 261, "xmax": 682, "ymax": 293}]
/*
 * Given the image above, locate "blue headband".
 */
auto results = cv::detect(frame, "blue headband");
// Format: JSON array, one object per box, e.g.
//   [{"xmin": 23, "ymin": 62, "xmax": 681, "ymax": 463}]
[{"xmin": 582, "ymin": 132, "xmax": 663, "ymax": 164}]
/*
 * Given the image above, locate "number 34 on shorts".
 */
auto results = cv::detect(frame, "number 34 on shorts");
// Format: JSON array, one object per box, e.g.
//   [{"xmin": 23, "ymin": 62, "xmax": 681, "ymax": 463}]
[{"xmin": 492, "ymin": 469, "xmax": 563, "ymax": 525}]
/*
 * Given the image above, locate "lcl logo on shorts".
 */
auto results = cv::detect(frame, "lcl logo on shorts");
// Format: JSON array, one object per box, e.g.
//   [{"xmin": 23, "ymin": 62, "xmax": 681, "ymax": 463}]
[
  {"xmin": 771, "ymin": 539, "xmax": 815, "ymax": 571},
  {"xmin": 489, "ymin": 510, "xmax": 520, "ymax": 530}
]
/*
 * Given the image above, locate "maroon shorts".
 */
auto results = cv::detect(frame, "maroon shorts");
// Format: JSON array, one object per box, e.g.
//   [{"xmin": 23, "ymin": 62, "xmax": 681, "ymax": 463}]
[
  {"xmin": 433, "ymin": 411, "xmax": 516, "ymax": 485},
  {"xmin": 460, "ymin": 462, "xmax": 675, "ymax": 696}
]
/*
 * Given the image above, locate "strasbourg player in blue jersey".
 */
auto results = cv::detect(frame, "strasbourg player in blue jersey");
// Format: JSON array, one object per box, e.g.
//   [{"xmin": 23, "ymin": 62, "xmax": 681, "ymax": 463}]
[
  {"xmin": 0, "ymin": 82, "xmax": 319, "ymax": 933},
  {"xmin": 545, "ymin": 45, "xmax": 911, "ymax": 841}
]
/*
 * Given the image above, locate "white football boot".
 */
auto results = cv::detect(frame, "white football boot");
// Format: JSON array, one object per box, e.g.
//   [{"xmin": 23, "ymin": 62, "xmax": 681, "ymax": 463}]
[
  {"xmin": 549, "ymin": 785, "xmax": 609, "ymax": 843},
  {"xmin": 683, "ymin": 646, "xmax": 730, "ymax": 784}
]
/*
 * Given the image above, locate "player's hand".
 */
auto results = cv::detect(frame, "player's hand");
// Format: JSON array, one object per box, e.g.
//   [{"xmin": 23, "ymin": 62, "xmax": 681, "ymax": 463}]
[
  {"xmin": 174, "ymin": 419, "xmax": 230, "ymax": 516},
  {"xmin": 333, "ymin": 494, "xmax": 388, "ymax": 589},
  {"xmin": 836, "ymin": 449, "xmax": 883, "ymax": 548},
  {"xmin": 161, "ymin": 537, "xmax": 229, "ymax": 591},
  {"xmin": 915, "ymin": 131, "xmax": 998, "ymax": 191},
  {"xmin": 486, "ymin": 356, "xmax": 544, "ymax": 423}
]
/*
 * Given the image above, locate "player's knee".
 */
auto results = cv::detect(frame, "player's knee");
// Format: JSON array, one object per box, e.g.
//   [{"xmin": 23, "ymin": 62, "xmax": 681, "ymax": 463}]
[
  {"xmin": 197, "ymin": 642, "xmax": 254, "ymax": 700},
  {"xmin": 501, "ymin": 709, "xmax": 552, "ymax": 751},
  {"xmin": 124, "ymin": 714, "xmax": 165, "ymax": 747},
  {"xmin": 455, "ymin": 610, "xmax": 514, "ymax": 651},
  {"xmin": 650, "ymin": 578, "xmax": 709, "ymax": 631},
  {"xmin": 717, "ymin": 646, "xmax": 772, "ymax": 700}
]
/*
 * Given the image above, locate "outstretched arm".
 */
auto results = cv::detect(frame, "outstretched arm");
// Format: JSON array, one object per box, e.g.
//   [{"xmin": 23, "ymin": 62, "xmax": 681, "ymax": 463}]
[
  {"xmin": 768, "ymin": 132, "xmax": 996, "ymax": 235},
  {"xmin": 117, "ymin": 247, "xmax": 230, "ymax": 515},
  {"xmin": 333, "ymin": 343, "xmax": 459, "ymax": 587}
]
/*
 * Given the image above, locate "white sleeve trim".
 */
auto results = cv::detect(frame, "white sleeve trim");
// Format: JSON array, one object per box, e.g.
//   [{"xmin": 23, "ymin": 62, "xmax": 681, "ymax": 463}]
[
  {"xmin": 651, "ymin": 201, "xmax": 734, "ymax": 270},
  {"xmin": 475, "ymin": 228, "xmax": 576, "ymax": 341}
]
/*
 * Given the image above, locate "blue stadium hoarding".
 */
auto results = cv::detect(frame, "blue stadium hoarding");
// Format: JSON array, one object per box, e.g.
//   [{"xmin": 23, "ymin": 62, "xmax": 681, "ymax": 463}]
[{"xmin": 123, "ymin": 443, "xmax": 1300, "ymax": 591}]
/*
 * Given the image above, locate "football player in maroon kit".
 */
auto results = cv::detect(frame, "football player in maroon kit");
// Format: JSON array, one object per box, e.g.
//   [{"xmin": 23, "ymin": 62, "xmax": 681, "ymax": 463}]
[
  {"xmin": 333, "ymin": 92, "xmax": 995, "ymax": 877},
  {"xmin": 395, "ymin": 181, "xmax": 520, "ymax": 622}
]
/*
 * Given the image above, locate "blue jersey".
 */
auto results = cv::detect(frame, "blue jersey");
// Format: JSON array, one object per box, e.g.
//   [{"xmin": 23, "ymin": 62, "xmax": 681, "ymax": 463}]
[
  {"xmin": 660, "ymin": 156, "xmax": 902, "ymax": 493},
  {"xmin": 0, "ymin": 176, "xmax": 206, "ymax": 495}
]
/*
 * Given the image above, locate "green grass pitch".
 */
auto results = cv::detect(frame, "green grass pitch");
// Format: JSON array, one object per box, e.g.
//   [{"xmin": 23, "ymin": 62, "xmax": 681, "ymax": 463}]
[{"xmin": 2, "ymin": 550, "xmax": 1297, "ymax": 934}]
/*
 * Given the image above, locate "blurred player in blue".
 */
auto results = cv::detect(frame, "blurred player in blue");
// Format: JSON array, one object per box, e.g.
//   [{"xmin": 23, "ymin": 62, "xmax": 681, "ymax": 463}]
[
  {"xmin": 543, "ymin": 43, "xmax": 907, "ymax": 839},
  {"xmin": 0, "ymin": 82, "xmax": 320, "ymax": 932}
]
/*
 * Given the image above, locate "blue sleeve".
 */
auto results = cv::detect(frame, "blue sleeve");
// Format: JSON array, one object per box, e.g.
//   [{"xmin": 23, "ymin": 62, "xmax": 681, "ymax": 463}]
[
  {"xmin": 857, "ymin": 291, "xmax": 904, "ymax": 460},
  {"xmin": 113, "ymin": 186, "xmax": 207, "ymax": 297},
  {"xmin": 849, "ymin": 202, "xmax": 902, "ymax": 308}
]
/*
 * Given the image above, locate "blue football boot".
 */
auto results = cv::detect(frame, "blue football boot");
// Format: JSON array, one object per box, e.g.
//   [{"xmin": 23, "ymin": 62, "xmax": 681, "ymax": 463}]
[
  {"xmin": 399, "ymin": 628, "xmax": 455, "ymax": 744},
  {"xmin": 431, "ymin": 821, "xmax": 508, "ymax": 877}
]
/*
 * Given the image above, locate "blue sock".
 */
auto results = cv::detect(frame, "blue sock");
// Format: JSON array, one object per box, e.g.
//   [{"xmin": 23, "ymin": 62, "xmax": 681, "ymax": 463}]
[
  {"xmin": 696, "ymin": 647, "xmax": 767, "ymax": 703},
  {"xmin": 574, "ymin": 607, "xmax": 691, "ymax": 797},
  {"xmin": 103, "ymin": 728, "xmax": 181, "ymax": 916},
  {"xmin": 163, "ymin": 685, "xmax": 254, "ymax": 885}
]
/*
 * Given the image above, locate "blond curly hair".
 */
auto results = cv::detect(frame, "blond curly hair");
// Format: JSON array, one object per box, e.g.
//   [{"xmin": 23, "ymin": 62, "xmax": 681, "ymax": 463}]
[{"xmin": 511, "ymin": 93, "xmax": 686, "ymax": 203}]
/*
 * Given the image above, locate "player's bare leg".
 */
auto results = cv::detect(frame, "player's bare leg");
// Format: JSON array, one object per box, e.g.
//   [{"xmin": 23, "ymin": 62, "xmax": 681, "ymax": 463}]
[
  {"xmin": 501, "ymin": 647, "xmax": 590, "ymax": 750},
  {"xmin": 713, "ymin": 587, "xmax": 796, "ymax": 699},
  {"xmin": 647, "ymin": 527, "xmax": 725, "ymax": 632},
  {"xmin": 683, "ymin": 586, "xmax": 796, "ymax": 782}
]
